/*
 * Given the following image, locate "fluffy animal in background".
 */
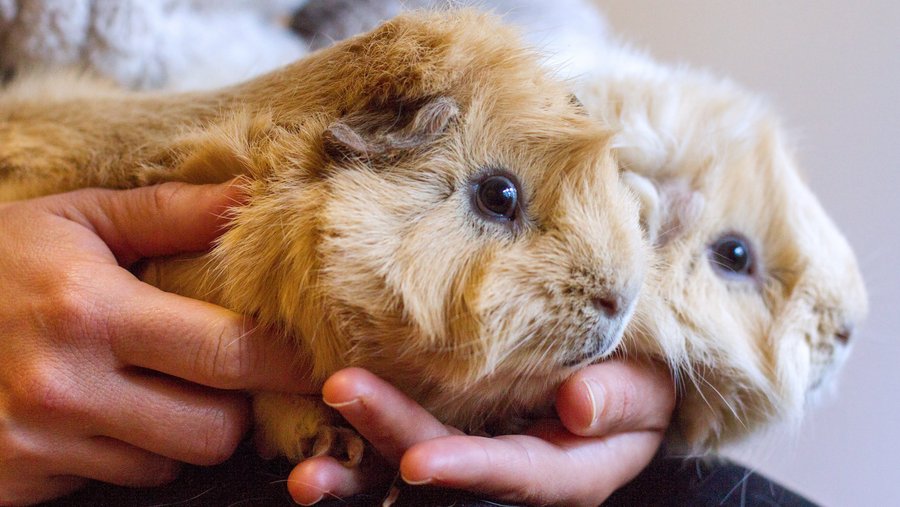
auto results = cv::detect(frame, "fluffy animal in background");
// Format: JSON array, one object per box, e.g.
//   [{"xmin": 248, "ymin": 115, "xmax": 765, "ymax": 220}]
[
  {"xmin": 0, "ymin": 0, "xmax": 310, "ymax": 90},
  {"xmin": 0, "ymin": 0, "xmax": 610, "ymax": 91},
  {"xmin": 577, "ymin": 55, "xmax": 868, "ymax": 449},
  {"xmin": 293, "ymin": 0, "xmax": 610, "ymax": 81},
  {"xmin": 0, "ymin": 11, "xmax": 649, "ymax": 464},
  {"xmin": 290, "ymin": 1, "xmax": 869, "ymax": 451}
]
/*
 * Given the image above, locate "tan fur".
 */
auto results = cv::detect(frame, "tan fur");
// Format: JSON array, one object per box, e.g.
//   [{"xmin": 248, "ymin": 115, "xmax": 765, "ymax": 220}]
[
  {"xmin": 578, "ymin": 59, "xmax": 868, "ymax": 451},
  {"xmin": 0, "ymin": 11, "xmax": 647, "ymax": 463},
  {"xmin": 0, "ymin": 8, "xmax": 867, "ymax": 461}
]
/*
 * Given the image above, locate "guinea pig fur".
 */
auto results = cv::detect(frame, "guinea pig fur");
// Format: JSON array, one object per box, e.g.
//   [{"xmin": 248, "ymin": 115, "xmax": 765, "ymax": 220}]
[
  {"xmin": 0, "ymin": 11, "xmax": 648, "ymax": 464},
  {"xmin": 282, "ymin": 0, "xmax": 870, "ymax": 454},
  {"xmin": 576, "ymin": 49, "xmax": 869, "ymax": 451}
]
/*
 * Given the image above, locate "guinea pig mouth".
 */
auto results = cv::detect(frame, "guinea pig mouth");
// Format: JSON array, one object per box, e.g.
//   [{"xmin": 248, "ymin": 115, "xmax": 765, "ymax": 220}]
[
  {"xmin": 562, "ymin": 325, "xmax": 624, "ymax": 367},
  {"xmin": 563, "ymin": 345, "xmax": 611, "ymax": 367}
]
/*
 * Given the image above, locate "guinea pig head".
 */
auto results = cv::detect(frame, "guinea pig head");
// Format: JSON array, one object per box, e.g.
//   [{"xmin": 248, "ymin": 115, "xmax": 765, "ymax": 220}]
[
  {"xmin": 582, "ymin": 70, "xmax": 868, "ymax": 451},
  {"xmin": 207, "ymin": 11, "xmax": 648, "ymax": 432},
  {"xmin": 320, "ymin": 103, "xmax": 646, "ymax": 430}
]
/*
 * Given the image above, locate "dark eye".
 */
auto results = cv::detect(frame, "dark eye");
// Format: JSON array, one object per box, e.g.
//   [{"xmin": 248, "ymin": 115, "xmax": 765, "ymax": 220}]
[
  {"xmin": 709, "ymin": 234, "xmax": 755, "ymax": 277},
  {"xmin": 474, "ymin": 174, "xmax": 519, "ymax": 221}
]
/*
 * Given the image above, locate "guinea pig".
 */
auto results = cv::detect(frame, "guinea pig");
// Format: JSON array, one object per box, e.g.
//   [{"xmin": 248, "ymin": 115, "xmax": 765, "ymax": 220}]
[
  {"xmin": 281, "ymin": 0, "xmax": 871, "ymax": 453},
  {"xmin": 575, "ymin": 48, "xmax": 868, "ymax": 451},
  {"xmin": 0, "ymin": 11, "xmax": 647, "ymax": 464}
]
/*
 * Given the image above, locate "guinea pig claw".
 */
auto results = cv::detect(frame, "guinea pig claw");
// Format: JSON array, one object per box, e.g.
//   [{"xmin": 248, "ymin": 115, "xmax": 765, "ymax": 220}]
[{"xmin": 310, "ymin": 426, "xmax": 365, "ymax": 468}]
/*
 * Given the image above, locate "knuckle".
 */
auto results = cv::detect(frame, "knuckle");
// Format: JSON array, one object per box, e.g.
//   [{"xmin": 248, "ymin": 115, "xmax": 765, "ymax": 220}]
[
  {"xmin": 149, "ymin": 182, "xmax": 186, "ymax": 215},
  {"xmin": 192, "ymin": 404, "xmax": 246, "ymax": 465},
  {"xmin": 214, "ymin": 341, "xmax": 249, "ymax": 387},
  {"xmin": 43, "ymin": 275, "xmax": 106, "ymax": 340},
  {"xmin": 46, "ymin": 280, "xmax": 89, "ymax": 328},
  {"xmin": 19, "ymin": 365, "xmax": 82, "ymax": 417},
  {"xmin": 197, "ymin": 320, "xmax": 262, "ymax": 389},
  {"xmin": 202, "ymin": 322, "xmax": 255, "ymax": 388}
]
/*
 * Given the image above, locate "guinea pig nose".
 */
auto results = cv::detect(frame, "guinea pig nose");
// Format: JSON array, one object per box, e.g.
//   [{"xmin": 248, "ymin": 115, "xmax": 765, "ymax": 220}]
[
  {"xmin": 592, "ymin": 295, "xmax": 621, "ymax": 318},
  {"xmin": 835, "ymin": 325, "xmax": 853, "ymax": 344}
]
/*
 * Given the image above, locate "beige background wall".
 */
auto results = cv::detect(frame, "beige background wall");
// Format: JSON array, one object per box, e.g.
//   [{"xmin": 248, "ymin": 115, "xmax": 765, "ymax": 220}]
[{"xmin": 595, "ymin": 1, "xmax": 899, "ymax": 505}]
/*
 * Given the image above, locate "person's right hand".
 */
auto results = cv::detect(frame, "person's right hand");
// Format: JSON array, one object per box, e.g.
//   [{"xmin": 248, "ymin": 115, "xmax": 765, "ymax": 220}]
[{"xmin": 0, "ymin": 182, "xmax": 314, "ymax": 506}]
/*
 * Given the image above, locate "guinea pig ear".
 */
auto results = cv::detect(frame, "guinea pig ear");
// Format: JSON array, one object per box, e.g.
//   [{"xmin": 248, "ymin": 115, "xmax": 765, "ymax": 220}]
[
  {"xmin": 656, "ymin": 179, "xmax": 705, "ymax": 245},
  {"xmin": 323, "ymin": 96, "xmax": 460, "ymax": 161},
  {"xmin": 622, "ymin": 172, "xmax": 706, "ymax": 246},
  {"xmin": 322, "ymin": 121, "xmax": 371, "ymax": 160},
  {"xmin": 384, "ymin": 95, "xmax": 460, "ymax": 150},
  {"xmin": 569, "ymin": 93, "xmax": 588, "ymax": 115},
  {"xmin": 622, "ymin": 171, "xmax": 662, "ymax": 244}
]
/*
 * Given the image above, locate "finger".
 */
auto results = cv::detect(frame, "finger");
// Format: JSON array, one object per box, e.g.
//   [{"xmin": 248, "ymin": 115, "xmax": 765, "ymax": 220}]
[
  {"xmin": 286, "ymin": 455, "xmax": 394, "ymax": 506},
  {"xmin": 321, "ymin": 368, "xmax": 460, "ymax": 464},
  {"xmin": 45, "ymin": 180, "xmax": 246, "ymax": 267},
  {"xmin": 105, "ymin": 275, "xmax": 315, "ymax": 393},
  {"xmin": 90, "ymin": 371, "xmax": 249, "ymax": 466},
  {"xmin": 0, "ymin": 475, "xmax": 87, "ymax": 506},
  {"xmin": 555, "ymin": 359, "xmax": 675, "ymax": 437},
  {"xmin": 58, "ymin": 436, "xmax": 181, "ymax": 487},
  {"xmin": 400, "ymin": 429, "xmax": 664, "ymax": 506}
]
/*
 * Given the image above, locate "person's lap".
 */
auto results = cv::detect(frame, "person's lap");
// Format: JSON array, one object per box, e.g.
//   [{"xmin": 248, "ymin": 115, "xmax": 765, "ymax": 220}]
[{"xmin": 43, "ymin": 441, "xmax": 816, "ymax": 507}]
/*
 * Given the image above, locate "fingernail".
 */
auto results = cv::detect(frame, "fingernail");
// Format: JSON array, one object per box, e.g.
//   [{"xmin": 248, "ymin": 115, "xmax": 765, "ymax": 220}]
[
  {"xmin": 582, "ymin": 379, "xmax": 603, "ymax": 431},
  {"xmin": 322, "ymin": 396, "xmax": 359, "ymax": 409},
  {"xmin": 401, "ymin": 473, "xmax": 433, "ymax": 486},
  {"xmin": 295, "ymin": 493, "xmax": 323, "ymax": 506}
]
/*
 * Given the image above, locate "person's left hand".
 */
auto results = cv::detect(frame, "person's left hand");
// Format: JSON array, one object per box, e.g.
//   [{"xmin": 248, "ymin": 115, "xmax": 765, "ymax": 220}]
[{"xmin": 286, "ymin": 360, "xmax": 675, "ymax": 506}]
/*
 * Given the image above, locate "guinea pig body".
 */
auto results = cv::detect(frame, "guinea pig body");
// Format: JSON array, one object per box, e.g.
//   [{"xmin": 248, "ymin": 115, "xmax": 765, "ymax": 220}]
[{"xmin": 0, "ymin": 11, "xmax": 647, "ymax": 464}]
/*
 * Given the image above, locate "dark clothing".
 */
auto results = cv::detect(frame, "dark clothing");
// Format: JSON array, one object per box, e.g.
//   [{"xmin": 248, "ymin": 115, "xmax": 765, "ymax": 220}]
[{"xmin": 43, "ymin": 441, "xmax": 816, "ymax": 507}]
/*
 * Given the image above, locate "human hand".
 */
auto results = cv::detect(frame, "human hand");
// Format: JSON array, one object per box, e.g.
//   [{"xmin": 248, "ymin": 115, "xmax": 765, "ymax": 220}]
[
  {"xmin": 0, "ymin": 182, "xmax": 314, "ymax": 506},
  {"xmin": 288, "ymin": 361, "xmax": 675, "ymax": 506}
]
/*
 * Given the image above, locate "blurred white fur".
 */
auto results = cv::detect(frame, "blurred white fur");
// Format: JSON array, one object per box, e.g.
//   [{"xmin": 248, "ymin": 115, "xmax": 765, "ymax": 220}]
[{"xmin": 0, "ymin": 0, "xmax": 310, "ymax": 90}]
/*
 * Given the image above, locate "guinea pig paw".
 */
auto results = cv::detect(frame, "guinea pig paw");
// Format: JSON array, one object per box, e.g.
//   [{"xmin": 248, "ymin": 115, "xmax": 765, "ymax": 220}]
[{"xmin": 310, "ymin": 426, "xmax": 365, "ymax": 468}]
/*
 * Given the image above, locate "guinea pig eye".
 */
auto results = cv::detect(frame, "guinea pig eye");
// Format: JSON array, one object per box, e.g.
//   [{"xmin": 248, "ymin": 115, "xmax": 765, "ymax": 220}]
[
  {"xmin": 473, "ymin": 174, "xmax": 519, "ymax": 221},
  {"xmin": 708, "ymin": 234, "xmax": 755, "ymax": 277}
]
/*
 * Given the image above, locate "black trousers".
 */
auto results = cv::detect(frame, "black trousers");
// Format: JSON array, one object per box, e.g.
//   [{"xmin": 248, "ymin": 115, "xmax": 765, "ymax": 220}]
[{"xmin": 44, "ymin": 441, "xmax": 816, "ymax": 507}]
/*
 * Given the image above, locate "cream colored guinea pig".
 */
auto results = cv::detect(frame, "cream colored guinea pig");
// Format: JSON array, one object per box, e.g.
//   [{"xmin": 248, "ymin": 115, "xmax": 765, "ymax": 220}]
[
  {"xmin": 576, "ymin": 49, "xmax": 868, "ymax": 451},
  {"xmin": 0, "ymin": 11, "xmax": 647, "ymax": 464}
]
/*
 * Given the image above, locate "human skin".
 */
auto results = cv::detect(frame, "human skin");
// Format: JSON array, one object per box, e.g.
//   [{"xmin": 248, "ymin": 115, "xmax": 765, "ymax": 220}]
[
  {"xmin": 0, "ymin": 180, "xmax": 675, "ymax": 506},
  {"xmin": 290, "ymin": 361, "xmax": 675, "ymax": 506},
  {"xmin": 0, "ymin": 181, "xmax": 317, "ymax": 506}
]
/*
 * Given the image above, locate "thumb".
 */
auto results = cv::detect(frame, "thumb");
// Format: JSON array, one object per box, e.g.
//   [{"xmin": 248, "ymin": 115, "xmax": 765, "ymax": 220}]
[
  {"xmin": 556, "ymin": 360, "xmax": 675, "ymax": 437},
  {"xmin": 45, "ymin": 180, "xmax": 246, "ymax": 267}
]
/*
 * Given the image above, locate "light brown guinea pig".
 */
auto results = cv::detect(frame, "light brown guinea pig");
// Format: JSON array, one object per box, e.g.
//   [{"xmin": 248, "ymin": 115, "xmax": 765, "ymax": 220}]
[
  {"xmin": 0, "ymin": 11, "xmax": 648, "ymax": 464},
  {"xmin": 576, "ymin": 49, "xmax": 869, "ymax": 451}
]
